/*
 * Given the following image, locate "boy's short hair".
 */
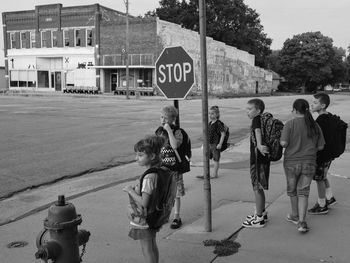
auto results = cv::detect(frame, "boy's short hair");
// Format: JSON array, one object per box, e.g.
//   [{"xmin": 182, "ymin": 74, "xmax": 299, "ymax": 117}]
[
  {"xmin": 161, "ymin": 105, "xmax": 178, "ymax": 122},
  {"xmin": 210, "ymin": 105, "xmax": 220, "ymax": 119},
  {"xmin": 247, "ymin": 98, "xmax": 265, "ymax": 113},
  {"xmin": 314, "ymin": 92, "xmax": 330, "ymax": 109}
]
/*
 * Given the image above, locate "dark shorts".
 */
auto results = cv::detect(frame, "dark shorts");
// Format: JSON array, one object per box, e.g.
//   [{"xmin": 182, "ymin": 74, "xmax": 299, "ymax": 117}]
[
  {"xmin": 250, "ymin": 161, "xmax": 270, "ymax": 190},
  {"xmin": 209, "ymin": 144, "xmax": 221, "ymax": 162},
  {"xmin": 314, "ymin": 161, "xmax": 332, "ymax": 181},
  {"xmin": 284, "ymin": 162, "xmax": 316, "ymax": 197}
]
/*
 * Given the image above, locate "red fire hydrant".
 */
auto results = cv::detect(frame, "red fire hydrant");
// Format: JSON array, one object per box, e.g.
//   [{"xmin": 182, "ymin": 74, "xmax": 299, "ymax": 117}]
[{"xmin": 35, "ymin": 195, "xmax": 90, "ymax": 263}]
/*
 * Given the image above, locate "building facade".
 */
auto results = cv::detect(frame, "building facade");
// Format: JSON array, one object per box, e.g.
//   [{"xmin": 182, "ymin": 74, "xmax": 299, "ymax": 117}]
[{"xmin": 2, "ymin": 4, "xmax": 273, "ymax": 95}]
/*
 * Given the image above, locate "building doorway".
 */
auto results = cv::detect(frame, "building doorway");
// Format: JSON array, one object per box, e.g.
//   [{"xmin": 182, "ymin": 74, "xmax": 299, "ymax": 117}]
[
  {"xmin": 111, "ymin": 73, "xmax": 118, "ymax": 91},
  {"xmin": 55, "ymin": 72, "xmax": 62, "ymax": 91}
]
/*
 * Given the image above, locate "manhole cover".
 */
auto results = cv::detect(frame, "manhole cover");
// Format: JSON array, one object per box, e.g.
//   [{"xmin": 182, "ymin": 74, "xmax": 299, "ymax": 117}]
[{"xmin": 6, "ymin": 241, "xmax": 28, "ymax": 248}]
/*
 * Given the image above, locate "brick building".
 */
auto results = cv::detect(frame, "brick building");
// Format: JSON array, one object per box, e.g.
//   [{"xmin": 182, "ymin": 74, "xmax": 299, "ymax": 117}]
[{"xmin": 2, "ymin": 3, "xmax": 273, "ymax": 95}]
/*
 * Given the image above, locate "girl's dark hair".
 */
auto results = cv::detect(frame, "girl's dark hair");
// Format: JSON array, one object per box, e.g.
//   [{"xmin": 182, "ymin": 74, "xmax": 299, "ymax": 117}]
[
  {"xmin": 292, "ymin": 99, "xmax": 319, "ymax": 139},
  {"xmin": 134, "ymin": 135, "xmax": 165, "ymax": 165}
]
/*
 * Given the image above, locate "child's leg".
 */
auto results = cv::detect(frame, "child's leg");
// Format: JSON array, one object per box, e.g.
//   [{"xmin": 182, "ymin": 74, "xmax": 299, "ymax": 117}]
[
  {"xmin": 140, "ymin": 238, "xmax": 156, "ymax": 263},
  {"xmin": 212, "ymin": 160, "xmax": 219, "ymax": 178},
  {"xmin": 152, "ymin": 236, "xmax": 159, "ymax": 263},
  {"xmin": 316, "ymin": 180, "xmax": 326, "ymax": 206},
  {"xmin": 254, "ymin": 189, "xmax": 265, "ymax": 216},
  {"xmin": 290, "ymin": 195, "xmax": 298, "ymax": 217},
  {"xmin": 174, "ymin": 197, "xmax": 181, "ymax": 219}
]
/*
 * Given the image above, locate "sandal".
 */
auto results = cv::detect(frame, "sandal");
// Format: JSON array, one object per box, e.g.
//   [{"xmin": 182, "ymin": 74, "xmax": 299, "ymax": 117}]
[{"xmin": 170, "ymin": 218, "xmax": 182, "ymax": 229}]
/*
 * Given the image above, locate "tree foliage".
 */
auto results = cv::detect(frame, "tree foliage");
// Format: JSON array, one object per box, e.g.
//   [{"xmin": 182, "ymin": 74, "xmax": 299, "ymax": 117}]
[
  {"xmin": 277, "ymin": 32, "xmax": 346, "ymax": 92},
  {"xmin": 152, "ymin": 0, "xmax": 272, "ymax": 67}
]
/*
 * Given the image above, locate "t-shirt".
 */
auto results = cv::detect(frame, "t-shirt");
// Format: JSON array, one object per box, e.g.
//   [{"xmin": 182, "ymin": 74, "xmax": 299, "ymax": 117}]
[
  {"xmin": 250, "ymin": 115, "xmax": 269, "ymax": 164},
  {"xmin": 316, "ymin": 113, "xmax": 334, "ymax": 163},
  {"xmin": 281, "ymin": 117, "xmax": 325, "ymax": 164},
  {"xmin": 208, "ymin": 120, "xmax": 225, "ymax": 144},
  {"xmin": 129, "ymin": 173, "xmax": 157, "ymax": 229}
]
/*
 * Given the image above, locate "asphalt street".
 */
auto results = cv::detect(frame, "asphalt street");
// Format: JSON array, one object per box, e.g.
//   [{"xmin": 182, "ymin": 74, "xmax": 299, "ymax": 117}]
[{"xmin": 0, "ymin": 93, "xmax": 349, "ymax": 200}]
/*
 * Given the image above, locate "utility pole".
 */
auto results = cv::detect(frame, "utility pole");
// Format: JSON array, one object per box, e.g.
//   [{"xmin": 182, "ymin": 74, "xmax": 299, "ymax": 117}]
[
  {"xmin": 124, "ymin": 0, "xmax": 130, "ymax": 99},
  {"xmin": 199, "ymin": 0, "xmax": 211, "ymax": 232}
]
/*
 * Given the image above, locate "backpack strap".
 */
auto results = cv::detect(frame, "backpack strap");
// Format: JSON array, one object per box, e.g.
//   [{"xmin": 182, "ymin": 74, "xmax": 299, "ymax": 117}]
[{"xmin": 139, "ymin": 167, "xmax": 159, "ymax": 195}]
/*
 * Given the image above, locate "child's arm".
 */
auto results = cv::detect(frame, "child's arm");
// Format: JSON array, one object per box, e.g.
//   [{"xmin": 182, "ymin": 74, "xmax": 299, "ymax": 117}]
[
  {"xmin": 123, "ymin": 185, "xmax": 151, "ymax": 208},
  {"xmin": 216, "ymin": 131, "xmax": 226, "ymax": 150},
  {"xmin": 164, "ymin": 123, "xmax": 181, "ymax": 149},
  {"xmin": 254, "ymin": 128, "xmax": 269, "ymax": 155}
]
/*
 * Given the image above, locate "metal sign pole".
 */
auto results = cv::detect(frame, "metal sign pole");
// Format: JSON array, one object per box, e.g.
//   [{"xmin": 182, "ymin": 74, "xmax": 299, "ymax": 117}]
[
  {"xmin": 199, "ymin": 0, "xmax": 212, "ymax": 232},
  {"xmin": 174, "ymin": 100, "xmax": 180, "ymax": 127}
]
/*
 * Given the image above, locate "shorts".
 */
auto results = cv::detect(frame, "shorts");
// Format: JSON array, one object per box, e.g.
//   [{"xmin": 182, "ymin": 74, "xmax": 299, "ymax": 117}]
[
  {"xmin": 284, "ymin": 162, "xmax": 316, "ymax": 197},
  {"xmin": 128, "ymin": 227, "xmax": 158, "ymax": 240},
  {"xmin": 209, "ymin": 144, "xmax": 221, "ymax": 162},
  {"xmin": 250, "ymin": 161, "xmax": 270, "ymax": 190},
  {"xmin": 171, "ymin": 170, "xmax": 185, "ymax": 197},
  {"xmin": 314, "ymin": 161, "xmax": 332, "ymax": 181}
]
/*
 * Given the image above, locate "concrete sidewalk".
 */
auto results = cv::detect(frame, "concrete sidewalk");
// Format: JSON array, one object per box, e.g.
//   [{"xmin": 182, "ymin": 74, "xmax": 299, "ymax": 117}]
[{"xmin": 0, "ymin": 140, "xmax": 349, "ymax": 263}]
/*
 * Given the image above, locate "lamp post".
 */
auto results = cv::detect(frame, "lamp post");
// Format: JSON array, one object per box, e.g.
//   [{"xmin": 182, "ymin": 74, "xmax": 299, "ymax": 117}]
[{"xmin": 123, "ymin": 0, "xmax": 130, "ymax": 99}]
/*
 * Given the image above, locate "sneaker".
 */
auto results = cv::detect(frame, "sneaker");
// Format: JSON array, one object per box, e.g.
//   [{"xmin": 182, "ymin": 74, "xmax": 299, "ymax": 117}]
[
  {"xmin": 326, "ymin": 197, "xmax": 337, "ymax": 207},
  {"xmin": 297, "ymin": 221, "xmax": 309, "ymax": 233},
  {"xmin": 308, "ymin": 203, "xmax": 329, "ymax": 214},
  {"xmin": 245, "ymin": 210, "xmax": 268, "ymax": 222},
  {"xmin": 170, "ymin": 218, "xmax": 182, "ymax": 229},
  {"xmin": 286, "ymin": 214, "xmax": 299, "ymax": 225},
  {"xmin": 242, "ymin": 215, "xmax": 265, "ymax": 228}
]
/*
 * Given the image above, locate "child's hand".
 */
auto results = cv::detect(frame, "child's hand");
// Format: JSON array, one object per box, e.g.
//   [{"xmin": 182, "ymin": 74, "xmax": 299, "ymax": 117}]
[
  {"xmin": 216, "ymin": 144, "xmax": 222, "ymax": 150},
  {"xmin": 258, "ymin": 145, "xmax": 269, "ymax": 156},
  {"xmin": 123, "ymin": 185, "xmax": 134, "ymax": 193},
  {"xmin": 163, "ymin": 123, "xmax": 172, "ymax": 131}
]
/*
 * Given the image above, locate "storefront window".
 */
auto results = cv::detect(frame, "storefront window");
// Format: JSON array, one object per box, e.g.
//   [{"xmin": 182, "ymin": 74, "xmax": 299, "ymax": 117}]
[{"xmin": 37, "ymin": 71, "xmax": 49, "ymax": 88}]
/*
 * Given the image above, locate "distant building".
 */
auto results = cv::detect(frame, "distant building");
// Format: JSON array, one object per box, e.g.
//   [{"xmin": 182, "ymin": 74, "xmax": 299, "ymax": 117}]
[
  {"xmin": 0, "ymin": 66, "xmax": 5, "ymax": 90},
  {"xmin": 2, "ymin": 4, "xmax": 273, "ymax": 95}
]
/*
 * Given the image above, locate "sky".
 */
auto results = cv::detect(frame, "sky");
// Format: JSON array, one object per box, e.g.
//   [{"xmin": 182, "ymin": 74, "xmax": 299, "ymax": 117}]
[{"xmin": 1, "ymin": 0, "xmax": 349, "ymax": 63}]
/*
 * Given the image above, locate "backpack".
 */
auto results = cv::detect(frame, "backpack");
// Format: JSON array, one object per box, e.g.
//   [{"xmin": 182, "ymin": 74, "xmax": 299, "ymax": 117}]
[
  {"xmin": 260, "ymin": 112, "xmax": 284, "ymax": 161},
  {"xmin": 140, "ymin": 167, "xmax": 177, "ymax": 230},
  {"xmin": 176, "ymin": 128, "xmax": 192, "ymax": 173},
  {"xmin": 156, "ymin": 126, "xmax": 192, "ymax": 174},
  {"xmin": 218, "ymin": 120, "xmax": 230, "ymax": 152},
  {"xmin": 327, "ymin": 114, "xmax": 348, "ymax": 159}
]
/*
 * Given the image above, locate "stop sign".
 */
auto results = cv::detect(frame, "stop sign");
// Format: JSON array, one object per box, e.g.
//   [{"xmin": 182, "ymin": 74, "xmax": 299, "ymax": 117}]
[{"xmin": 155, "ymin": 46, "xmax": 194, "ymax": 100}]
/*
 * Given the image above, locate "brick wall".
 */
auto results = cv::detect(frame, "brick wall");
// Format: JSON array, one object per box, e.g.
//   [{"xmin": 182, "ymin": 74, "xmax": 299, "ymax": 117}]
[
  {"xmin": 156, "ymin": 19, "xmax": 272, "ymax": 95},
  {"xmin": 99, "ymin": 16, "xmax": 157, "ymax": 57}
]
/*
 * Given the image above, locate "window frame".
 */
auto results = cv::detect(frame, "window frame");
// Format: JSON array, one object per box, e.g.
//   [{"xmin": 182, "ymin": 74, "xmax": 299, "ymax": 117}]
[
  {"xmin": 30, "ymin": 31, "xmax": 36, "ymax": 48},
  {"xmin": 41, "ymin": 31, "xmax": 48, "ymax": 48},
  {"xmin": 10, "ymin": 33, "xmax": 16, "ymax": 49},
  {"xmin": 64, "ymin": 30, "xmax": 70, "ymax": 47},
  {"xmin": 20, "ymin": 32, "xmax": 27, "ymax": 49},
  {"xmin": 86, "ymin": 29, "xmax": 93, "ymax": 47}
]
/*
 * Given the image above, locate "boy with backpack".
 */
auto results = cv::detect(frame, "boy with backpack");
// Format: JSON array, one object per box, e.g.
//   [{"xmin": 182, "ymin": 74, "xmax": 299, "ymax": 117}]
[
  {"xmin": 155, "ymin": 105, "xmax": 191, "ymax": 229},
  {"xmin": 308, "ymin": 93, "xmax": 347, "ymax": 214},
  {"xmin": 242, "ymin": 99, "xmax": 271, "ymax": 228}
]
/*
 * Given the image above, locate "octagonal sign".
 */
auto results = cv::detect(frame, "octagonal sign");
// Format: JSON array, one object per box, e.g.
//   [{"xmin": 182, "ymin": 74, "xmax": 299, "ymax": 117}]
[{"xmin": 155, "ymin": 46, "xmax": 194, "ymax": 100}]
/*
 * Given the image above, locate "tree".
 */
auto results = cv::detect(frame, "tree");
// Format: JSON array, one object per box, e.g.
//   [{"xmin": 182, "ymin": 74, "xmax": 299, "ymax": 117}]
[
  {"xmin": 153, "ymin": 0, "xmax": 272, "ymax": 67},
  {"xmin": 278, "ymin": 31, "xmax": 345, "ymax": 92}
]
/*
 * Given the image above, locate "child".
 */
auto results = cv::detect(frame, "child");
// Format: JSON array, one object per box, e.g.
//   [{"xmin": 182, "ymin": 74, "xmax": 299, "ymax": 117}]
[
  {"xmin": 242, "ymin": 99, "xmax": 270, "ymax": 228},
  {"xmin": 280, "ymin": 99, "xmax": 325, "ymax": 233},
  {"xmin": 308, "ymin": 93, "xmax": 337, "ymax": 214},
  {"xmin": 208, "ymin": 106, "xmax": 225, "ymax": 178},
  {"xmin": 155, "ymin": 105, "xmax": 185, "ymax": 229},
  {"xmin": 123, "ymin": 135, "xmax": 164, "ymax": 263}
]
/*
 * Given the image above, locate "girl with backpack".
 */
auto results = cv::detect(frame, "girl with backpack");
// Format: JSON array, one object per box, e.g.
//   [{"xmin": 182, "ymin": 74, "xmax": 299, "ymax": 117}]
[
  {"xmin": 280, "ymin": 99, "xmax": 325, "ymax": 233},
  {"xmin": 123, "ymin": 135, "xmax": 165, "ymax": 263}
]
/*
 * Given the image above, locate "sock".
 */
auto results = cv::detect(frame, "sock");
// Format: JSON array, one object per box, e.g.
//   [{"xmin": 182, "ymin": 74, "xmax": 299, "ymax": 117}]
[
  {"xmin": 174, "ymin": 213, "xmax": 180, "ymax": 220},
  {"xmin": 325, "ymin": 188, "xmax": 333, "ymax": 200},
  {"xmin": 318, "ymin": 198, "xmax": 326, "ymax": 207}
]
